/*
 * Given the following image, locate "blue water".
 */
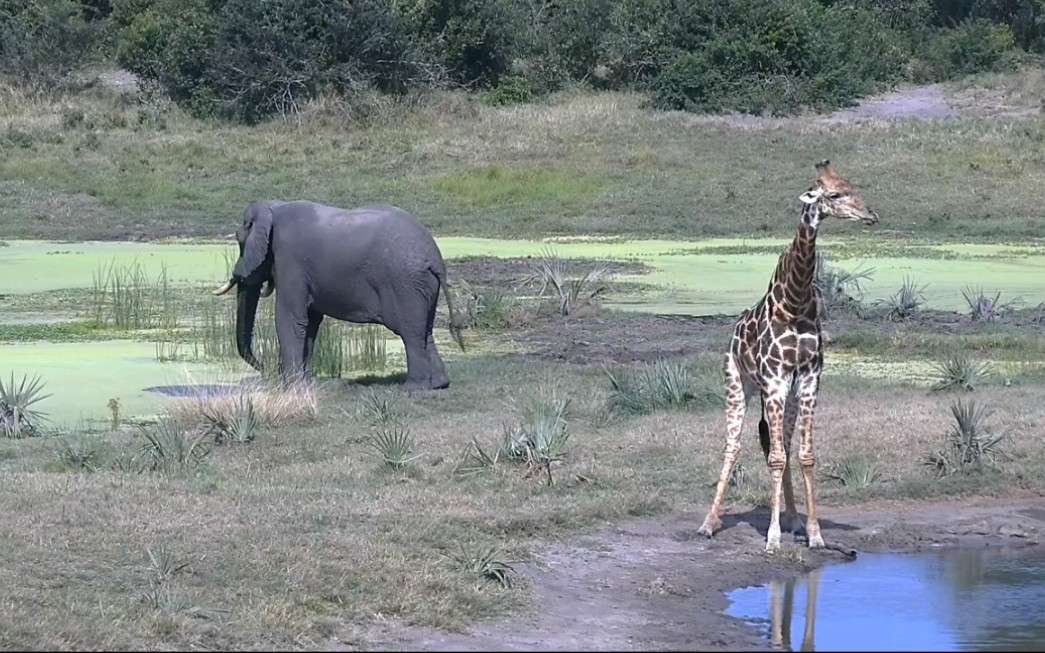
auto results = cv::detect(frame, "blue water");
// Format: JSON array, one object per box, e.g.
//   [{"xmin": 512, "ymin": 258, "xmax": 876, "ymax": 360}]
[
  {"xmin": 727, "ymin": 546, "xmax": 1045, "ymax": 651},
  {"xmin": 143, "ymin": 384, "xmax": 248, "ymax": 398}
]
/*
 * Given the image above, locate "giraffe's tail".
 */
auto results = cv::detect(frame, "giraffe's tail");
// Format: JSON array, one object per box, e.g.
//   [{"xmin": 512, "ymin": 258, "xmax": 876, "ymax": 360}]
[{"xmin": 758, "ymin": 417, "xmax": 771, "ymax": 460}]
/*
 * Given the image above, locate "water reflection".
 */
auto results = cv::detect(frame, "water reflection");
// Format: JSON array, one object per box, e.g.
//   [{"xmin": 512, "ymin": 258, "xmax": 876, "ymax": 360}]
[
  {"xmin": 769, "ymin": 566, "xmax": 823, "ymax": 651},
  {"xmin": 729, "ymin": 546, "xmax": 1045, "ymax": 652}
]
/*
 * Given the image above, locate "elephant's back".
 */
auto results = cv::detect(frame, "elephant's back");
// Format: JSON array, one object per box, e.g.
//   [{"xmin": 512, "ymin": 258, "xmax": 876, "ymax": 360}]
[{"xmin": 276, "ymin": 201, "xmax": 444, "ymax": 273}]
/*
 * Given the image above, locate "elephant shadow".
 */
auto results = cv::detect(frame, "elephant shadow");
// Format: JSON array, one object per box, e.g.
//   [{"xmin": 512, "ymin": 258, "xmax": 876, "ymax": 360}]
[{"xmin": 330, "ymin": 372, "xmax": 409, "ymax": 388}]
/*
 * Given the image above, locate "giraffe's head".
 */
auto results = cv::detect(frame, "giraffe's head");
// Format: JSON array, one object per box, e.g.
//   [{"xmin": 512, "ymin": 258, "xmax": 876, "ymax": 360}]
[{"xmin": 798, "ymin": 160, "xmax": 879, "ymax": 226}]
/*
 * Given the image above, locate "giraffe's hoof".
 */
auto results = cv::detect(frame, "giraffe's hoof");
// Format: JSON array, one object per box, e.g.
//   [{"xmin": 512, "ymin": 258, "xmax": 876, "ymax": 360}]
[
  {"xmin": 765, "ymin": 530, "xmax": 782, "ymax": 553},
  {"xmin": 807, "ymin": 533, "xmax": 825, "ymax": 549},
  {"xmin": 696, "ymin": 517, "xmax": 720, "ymax": 538}
]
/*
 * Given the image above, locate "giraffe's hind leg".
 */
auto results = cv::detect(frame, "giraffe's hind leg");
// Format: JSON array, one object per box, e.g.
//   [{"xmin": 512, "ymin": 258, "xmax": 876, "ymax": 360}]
[
  {"xmin": 698, "ymin": 352, "xmax": 752, "ymax": 538},
  {"xmin": 796, "ymin": 372, "xmax": 825, "ymax": 548},
  {"xmin": 759, "ymin": 393, "xmax": 801, "ymax": 537},
  {"xmin": 782, "ymin": 386, "xmax": 803, "ymax": 538}
]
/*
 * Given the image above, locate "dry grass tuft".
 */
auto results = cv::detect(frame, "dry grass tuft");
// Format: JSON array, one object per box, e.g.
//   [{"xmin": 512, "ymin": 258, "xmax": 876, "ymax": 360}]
[{"xmin": 164, "ymin": 380, "xmax": 319, "ymax": 431}]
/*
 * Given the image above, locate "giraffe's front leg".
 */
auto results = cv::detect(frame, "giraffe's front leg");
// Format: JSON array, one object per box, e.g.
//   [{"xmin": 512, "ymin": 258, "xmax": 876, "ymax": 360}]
[
  {"xmin": 796, "ymin": 373, "xmax": 825, "ymax": 549},
  {"xmin": 782, "ymin": 389, "xmax": 803, "ymax": 538},
  {"xmin": 698, "ymin": 353, "xmax": 748, "ymax": 539},
  {"xmin": 763, "ymin": 385, "xmax": 788, "ymax": 553}
]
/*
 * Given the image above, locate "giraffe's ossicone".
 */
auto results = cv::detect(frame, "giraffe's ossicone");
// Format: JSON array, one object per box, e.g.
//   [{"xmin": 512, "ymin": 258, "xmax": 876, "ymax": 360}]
[{"xmin": 697, "ymin": 160, "xmax": 879, "ymax": 553}]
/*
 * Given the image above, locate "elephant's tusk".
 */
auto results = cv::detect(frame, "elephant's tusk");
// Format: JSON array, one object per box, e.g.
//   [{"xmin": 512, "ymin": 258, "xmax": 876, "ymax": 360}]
[
  {"xmin": 212, "ymin": 279, "xmax": 235, "ymax": 296},
  {"xmin": 260, "ymin": 281, "xmax": 274, "ymax": 298}
]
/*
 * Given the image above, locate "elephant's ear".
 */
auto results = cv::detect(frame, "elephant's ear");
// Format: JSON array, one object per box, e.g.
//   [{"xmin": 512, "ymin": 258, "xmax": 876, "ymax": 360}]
[{"xmin": 233, "ymin": 203, "xmax": 273, "ymax": 282}]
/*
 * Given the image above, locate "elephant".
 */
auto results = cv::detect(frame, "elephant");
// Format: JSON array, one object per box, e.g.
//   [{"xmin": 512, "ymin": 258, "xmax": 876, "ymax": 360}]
[{"xmin": 212, "ymin": 200, "xmax": 464, "ymax": 391}]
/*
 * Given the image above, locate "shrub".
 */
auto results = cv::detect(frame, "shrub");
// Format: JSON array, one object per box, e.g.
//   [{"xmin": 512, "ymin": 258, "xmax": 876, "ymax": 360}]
[
  {"xmin": 961, "ymin": 286, "xmax": 1019, "ymax": 322},
  {"xmin": 0, "ymin": 373, "xmax": 51, "ymax": 438},
  {"xmin": 136, "ymin": 415, "xmax": 210, "ymax": 475},
  {"xmin": 923, "ymin": 399, "xmax": 1008, "ymax": 477},
  {"xmin": 447, "ymin": 543, "xmax": 518, "ymax": 589},
  {"xmin": 911, "ymin": 18, "xmax": 1020, "ymax": 82},
  {"xmin": 874, "ymin": 276, "xmax": 927, "ymax": 321},
  {"xmin": 814, "ymin": 252, "xmax": 875, "ymax": 319},
  {"xmin": 502, "ymin": 389, "xmax": 572, "ymax": 485},
  {"xmin": 0, "ymin": 0, "xmax": 102, "ymax": 90},
  {"xmin": 112, "ymin": 0, "xmax": 216, "ymax": 113},
  {"xmin": 649, "ymin": 0, "xmax": 907, "ymax": 115},
  {"xmin": 824, "ymin": 457, "xmax": 885, "ymax": 489},
  {"xmin": 402, "ymin": 0, "xmax": 525, "ymax": 89},
  {"xmin": 524, "ymin": 248, "xmax": 609, "ymax": 317},
  {"xmin": 366, "ymin": 424, "xmax": 421, "ymax": 470},
  {"xmin": 929, "ymin": 353, "xmax": 993, "ymax": 392},
  {"xmin": 604, "ymin": 358, "xmax": 722, "ymax": 415}
]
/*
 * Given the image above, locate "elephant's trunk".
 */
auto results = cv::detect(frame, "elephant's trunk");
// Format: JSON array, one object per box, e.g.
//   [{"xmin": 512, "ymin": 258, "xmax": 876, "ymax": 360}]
[{"xmin": 236, "ymin": 284, "xmax": 264, "ymax": 372}]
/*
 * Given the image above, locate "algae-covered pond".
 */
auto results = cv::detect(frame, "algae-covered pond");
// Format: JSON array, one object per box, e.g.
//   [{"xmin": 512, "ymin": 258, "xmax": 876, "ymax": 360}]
[{"xmin": 3, "ymin": 237, "xmax": 1044, "ymax": 424}]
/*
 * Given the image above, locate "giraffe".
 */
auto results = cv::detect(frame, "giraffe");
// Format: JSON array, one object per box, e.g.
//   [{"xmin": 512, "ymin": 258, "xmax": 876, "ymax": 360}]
[{"xmin": 696, "ymin": 160, "xmax": 879, "ymax": 552}]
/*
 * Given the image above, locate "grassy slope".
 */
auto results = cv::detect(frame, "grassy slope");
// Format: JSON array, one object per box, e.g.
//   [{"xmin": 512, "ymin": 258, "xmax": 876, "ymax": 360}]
[{"xmin": 2, "ymin": 77, "xmax": 1045, "ymax": 243}]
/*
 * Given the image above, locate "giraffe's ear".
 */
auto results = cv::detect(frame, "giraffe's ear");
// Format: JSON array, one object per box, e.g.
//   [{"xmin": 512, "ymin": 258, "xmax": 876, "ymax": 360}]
[{"xmin": 799, "ymin": 189, "xmax": 821, "ymax": 204}]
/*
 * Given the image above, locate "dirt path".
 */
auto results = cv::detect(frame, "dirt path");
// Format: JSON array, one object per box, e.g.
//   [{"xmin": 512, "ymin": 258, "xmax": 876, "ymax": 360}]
[{"xmin": 351, "ymin": 495, "xmax": 1045, "ymax": 651}]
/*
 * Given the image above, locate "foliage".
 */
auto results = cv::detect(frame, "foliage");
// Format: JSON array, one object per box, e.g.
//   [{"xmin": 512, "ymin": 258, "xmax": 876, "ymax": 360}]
[
  {"xmin": 136, "ymin": 414, "xmax": 211, "ymax": 474},
  {"xmin": 604, "ymin": 358, "xmax": 722, "ymax": 415},
  {"xmin": 202, "ymin": 393, "xmax": 259, "ymax": 444},
  {"xmin": 824, "ymin": 457, "xmax": 885, "ymax": 489},
  {"xmin": 4, "ymin": 0, "xmax": 1039, "ymax": 120},
  {"xmin": 502, "ymin": 389, "xmax": 572, "ymax": 485},
  {"xmin": 0, "ymin": 0, "xmax": 102, "ymax": 90},
  {"xmin": 358, "ymin": 387, "xmax": 406, "ymax": 427},
  {"xmin": 112, "ymin": 0, "xmax": 216, "ymax": 113},
  {"xmin": 448, "ymin": 543, "xmax": 519, "ymax": 589},
  {"xmin": 53, "ymin": 434, "xmax": 107, "ymax": 472},
  {"xmin": 649, "ymin": 0, "xmax": 908, "ymax": 115},
  {"xmin": 929, "ymin": 353, "xmax": 993, "ymax": 392},
  {"xmin": 401, "ymin": 0, "xmax": 523, "ymax": 89},
  {"xmin": 911, "ymin": 18, "xmax": 1021, "ymax": 82},
  {"xmin": 366, "ymin": 424, "xmax": 421, "ymax": 470},
  {"xmin": 814, "ymin": 252, "xmax": 875, "ymax": 318},
  {"xmin": 0, "ymin": 372, "xmax": 52, "ymax": 438},
  {"xmin": 874, "ymin": 276, "xmax": 928, "ymax": 321},
  {"xmin": 524, "ymin": 248, "xmax": 609, "ymax": 316},
  {"xmin": 961, "ymin": 285, "xmax": 1019, "ymax": 322},
  {"xmin": 923, "ymin": 398, "xmax": 1008, "ymax": 477}
]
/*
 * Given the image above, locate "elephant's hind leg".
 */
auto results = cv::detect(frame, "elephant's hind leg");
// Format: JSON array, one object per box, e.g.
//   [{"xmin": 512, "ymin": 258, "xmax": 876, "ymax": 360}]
[
  {"xmin": 400, "ymin": 331, "xmax": 434, "ymax": 391},
  {"xmin": 426, "ymin": 331, "xmax": 450, "ymax": 390}
]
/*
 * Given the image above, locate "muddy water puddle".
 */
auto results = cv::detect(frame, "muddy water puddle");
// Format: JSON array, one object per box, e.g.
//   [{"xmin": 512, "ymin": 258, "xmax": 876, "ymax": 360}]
[{"xmin": 728, "ymin": 546, "xmax": 1045, "ymax": 651}]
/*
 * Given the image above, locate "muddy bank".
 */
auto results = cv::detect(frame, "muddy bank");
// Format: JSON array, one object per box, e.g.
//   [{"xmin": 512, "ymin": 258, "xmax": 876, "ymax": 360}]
[{"xmin": 348, "ymin": 495, "xmax": 1044, "ymax": 651}]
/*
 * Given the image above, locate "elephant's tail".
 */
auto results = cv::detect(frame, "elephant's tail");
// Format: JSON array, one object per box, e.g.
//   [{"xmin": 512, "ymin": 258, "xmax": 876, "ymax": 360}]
[{"xmin": 435, "ymin": 267, "xmax": 466, "ymax": 352}]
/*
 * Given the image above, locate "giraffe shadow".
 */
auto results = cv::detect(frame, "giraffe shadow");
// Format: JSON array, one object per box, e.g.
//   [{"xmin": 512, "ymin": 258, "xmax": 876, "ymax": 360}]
[{"xmin": 721, "ymin": 508, "xmax": 860, "ymax": 543}]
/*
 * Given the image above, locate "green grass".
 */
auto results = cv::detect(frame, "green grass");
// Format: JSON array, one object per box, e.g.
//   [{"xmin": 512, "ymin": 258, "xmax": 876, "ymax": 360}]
[
  {"xmin": 3, "ymin": 79, "xmax": 1045, "ymax": 243},
  {"xmin": 430, "ymin": 164, "xmax": 605, "ymax": 210}
]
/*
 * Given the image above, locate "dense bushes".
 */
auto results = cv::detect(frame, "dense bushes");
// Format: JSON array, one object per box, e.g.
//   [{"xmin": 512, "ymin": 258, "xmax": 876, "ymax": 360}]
[
  {"xmin": 0, "ymin": 0, "xmax": 1039, "ymax": 120},
  {"xmin": 0, "ymin": 0, "xmax": 101, "ymax": 89}
]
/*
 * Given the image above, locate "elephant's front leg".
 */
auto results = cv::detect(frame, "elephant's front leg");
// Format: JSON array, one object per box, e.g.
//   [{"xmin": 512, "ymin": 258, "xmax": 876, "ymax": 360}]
[
  {"xmin": 303, "ymin": 309, "xmax": 324, "ymax": 378},
  {"xmin": 275, "ymin": 300, "xmax": 311, "ymax": 387}
]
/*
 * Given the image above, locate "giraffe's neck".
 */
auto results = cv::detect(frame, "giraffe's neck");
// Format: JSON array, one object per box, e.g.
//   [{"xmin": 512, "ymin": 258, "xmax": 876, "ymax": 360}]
[{"xmin": 767, "ymin": 200, "xmax": 821, "ymax": 318}]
